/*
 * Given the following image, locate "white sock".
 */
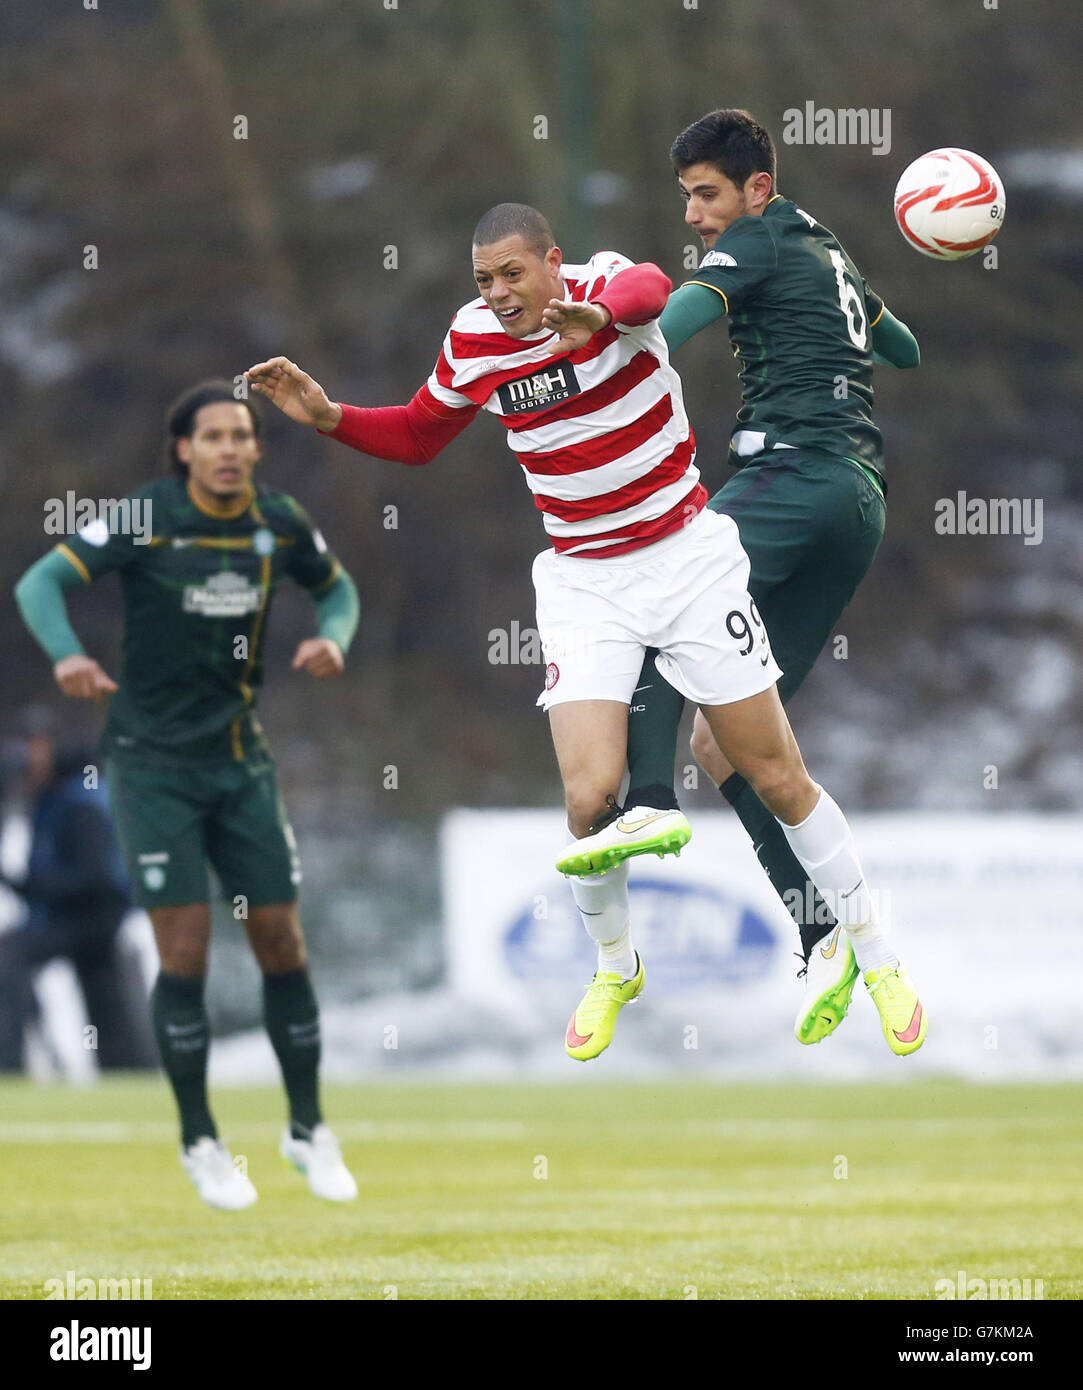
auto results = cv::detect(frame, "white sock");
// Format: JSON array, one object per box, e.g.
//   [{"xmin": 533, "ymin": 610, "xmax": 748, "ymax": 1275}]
[
  {"xmin": 568, "ymin": 862, "xmax": 637, "ymax": 978},
  {"xmin": 779, "ymin": 787, "xmax": 899, "ymax": 974},
  {"xmin": 594, "ymin": 921, "xmax": 636, "ymax": 978}
]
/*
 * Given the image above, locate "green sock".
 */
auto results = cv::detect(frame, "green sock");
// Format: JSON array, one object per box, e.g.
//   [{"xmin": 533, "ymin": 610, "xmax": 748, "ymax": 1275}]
[
  {"xmin": 263, "ymin": 968, "xmax": 322, "ymax": 1137},
  {"xmin": 625, "ymin": 649, "xmax": 685, "ymax": 811},
  {"xmin": 720, "ymin": 774, "xmax": 836, "ymax": 962},
  {"xmin": 151, "ymin": 972, "xmax": 216, "ymax": 1149}
]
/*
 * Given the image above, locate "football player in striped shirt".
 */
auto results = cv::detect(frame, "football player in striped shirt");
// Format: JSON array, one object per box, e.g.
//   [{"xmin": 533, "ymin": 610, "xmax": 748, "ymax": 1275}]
[
  {"xmin": 625, "ymin": 109, "xmax": 925, "ymax": 1052},
  {"xmin": 15, "ymin": 381, "xmax": 362, "ymax": 1208},
  {"xmin": 247, "ymin": 202, "xmax": 925, "ymax": 1062}
]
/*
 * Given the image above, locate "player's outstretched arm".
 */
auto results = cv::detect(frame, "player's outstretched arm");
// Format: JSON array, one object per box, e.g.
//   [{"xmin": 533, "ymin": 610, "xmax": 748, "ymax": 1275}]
[
  {"xmin": 14, "ymin": 550, "xmax": 118, "ymax": 700},
  {"xmin": 871, "ymin": 309, "xmax": 920, "ymax": 368},
  {"xmin": 659, "ymin": 283, "xmax": 728, "ymax": 354},
  {"xmin": 246, "ymin": 357, "xmax": 343, "ymax": 432},
  {"xmin": 250, "ymin": 352, "xmax": 477, "ymax": 464}
]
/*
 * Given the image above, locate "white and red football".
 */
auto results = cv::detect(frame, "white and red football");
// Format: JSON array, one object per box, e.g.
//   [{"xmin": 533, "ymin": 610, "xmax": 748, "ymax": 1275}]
[{"xmin": 893, "ymin": 148, "xmax": 1006, "ymax": 260}]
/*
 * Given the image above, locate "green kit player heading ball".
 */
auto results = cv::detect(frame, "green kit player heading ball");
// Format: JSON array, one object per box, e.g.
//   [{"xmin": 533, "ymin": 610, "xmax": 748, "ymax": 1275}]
[
  {"xmin": 622, "ymin": 109, "xmax": 923, "ymax": 1052},
  {"xmin": 15, "ymin": 380, "xmax": 363, "ymax": 1208}
]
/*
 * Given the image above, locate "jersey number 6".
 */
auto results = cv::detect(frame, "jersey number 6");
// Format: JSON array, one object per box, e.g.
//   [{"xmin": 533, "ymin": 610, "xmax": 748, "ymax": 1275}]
[{"xmin": 828, "ymin": 249, "xmax": 868, "ymax": 350}]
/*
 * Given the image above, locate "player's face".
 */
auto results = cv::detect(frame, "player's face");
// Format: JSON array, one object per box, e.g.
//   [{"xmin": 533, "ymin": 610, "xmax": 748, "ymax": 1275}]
[
  {"xmin": 472, "ymin": 235, "xmax": 564, "ymax": 337},
  {"xmin": 178, "ymin": 402, "xmax": 261, "ymax": 501},
  {"xmin": 678, "ymin": 162, "xmax": 762, "ymax": 247}
]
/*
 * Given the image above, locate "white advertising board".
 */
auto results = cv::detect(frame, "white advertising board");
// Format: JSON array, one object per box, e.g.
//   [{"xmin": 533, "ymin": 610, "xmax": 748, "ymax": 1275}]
[{"xmin": 441, "ymin": 811, "xmax": 1083, "ymax": 1078}]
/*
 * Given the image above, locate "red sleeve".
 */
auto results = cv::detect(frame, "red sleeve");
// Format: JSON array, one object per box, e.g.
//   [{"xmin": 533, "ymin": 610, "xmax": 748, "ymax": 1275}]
[
  {"xmin": 320, "ymin": 385, "xmax": 478, "ymax": 465},
  {"xmin": 591, "ymin": 263, "xmax": 672, "ymax": 328}
]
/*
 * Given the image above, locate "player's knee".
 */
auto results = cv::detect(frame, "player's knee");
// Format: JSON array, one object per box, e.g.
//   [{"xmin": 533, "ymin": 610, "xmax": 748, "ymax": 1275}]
[
  {"xmin": 256, "ymin": 938, "xmax": 307, "ymax": 973},
  {"xmin": 150, "ymin": 906, "xmax": 210, "ymax": 976},
  {"xmin": 743, "ymin": 758, "xmax": 811, "ymax": 824},
  {"xmin": 245, "ymin": 906, "xmax": 306, "ymax": 973}
]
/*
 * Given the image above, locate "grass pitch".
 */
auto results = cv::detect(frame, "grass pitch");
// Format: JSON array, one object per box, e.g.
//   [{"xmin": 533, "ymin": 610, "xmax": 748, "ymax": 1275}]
[{"xmin": 1, "ymin": 1077, "xmax": 1079, "ymax": 1300}]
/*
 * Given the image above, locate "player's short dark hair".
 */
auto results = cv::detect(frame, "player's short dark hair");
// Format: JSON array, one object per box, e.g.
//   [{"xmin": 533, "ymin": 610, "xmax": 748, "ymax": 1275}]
[
  {"xmin": 472, "ymin": 203, "xmax": 556, "ymax": 260},
  {"xmin": 164, "ymin": 379, "xmax": 262, "ymax": 475},
  {"xmin": 670, "ymin": 108, "xmax": 777, "ymax": 189}
]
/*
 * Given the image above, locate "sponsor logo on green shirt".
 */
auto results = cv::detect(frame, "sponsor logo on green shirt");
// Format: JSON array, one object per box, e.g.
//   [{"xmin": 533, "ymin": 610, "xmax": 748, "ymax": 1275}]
[{"xmin": 182, "ymin": 571, "xmax": 263, "ymax": 618}]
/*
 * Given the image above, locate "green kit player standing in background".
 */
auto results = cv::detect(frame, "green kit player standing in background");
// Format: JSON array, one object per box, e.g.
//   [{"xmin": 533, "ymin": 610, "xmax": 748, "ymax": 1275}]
[
  {"xmin": 624, "ymin": 109, "xmax": 922, "ymax": 1051},
  {"xmin": 14, "ymin": 380, "xmax": 362, "ymax": 1208}
]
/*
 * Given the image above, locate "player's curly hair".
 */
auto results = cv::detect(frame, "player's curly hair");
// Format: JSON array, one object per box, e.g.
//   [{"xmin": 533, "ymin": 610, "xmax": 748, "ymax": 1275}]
[
  {"xmin": 670, "ymin": 108, "xmax": 777, "ymax": 189},
  {"xmin": 164, "ymin": 379, "xmax": 262, "ymax": 475}
]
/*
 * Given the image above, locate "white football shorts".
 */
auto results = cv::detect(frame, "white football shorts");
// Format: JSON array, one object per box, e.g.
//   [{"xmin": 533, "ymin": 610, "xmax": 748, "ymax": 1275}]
[{"xmin": 533, "ymin": 508, "xmax": 782, "ymax": 711}]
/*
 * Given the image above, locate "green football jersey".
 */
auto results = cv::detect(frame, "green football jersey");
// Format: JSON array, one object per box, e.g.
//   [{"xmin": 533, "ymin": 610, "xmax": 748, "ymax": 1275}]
[
  {"xmin": 685, "ymin": 195, "xmax": 887, "ymax": 478},
  {"xmin": 56, "ymin": 475, "xmax": 343, "ymax": 762}
]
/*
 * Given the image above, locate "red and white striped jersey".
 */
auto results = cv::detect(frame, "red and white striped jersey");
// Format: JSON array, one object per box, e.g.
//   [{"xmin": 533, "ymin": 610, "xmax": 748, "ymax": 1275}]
[{"xmin": 425, "ymin": 251, "xmax": 705, "ymax": 558}]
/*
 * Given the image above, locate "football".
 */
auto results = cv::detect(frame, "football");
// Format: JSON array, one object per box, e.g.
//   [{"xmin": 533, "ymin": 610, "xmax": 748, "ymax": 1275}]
[{"xmin": 893, "ymin": 147, "xmax": 1006, "ymax": 260}]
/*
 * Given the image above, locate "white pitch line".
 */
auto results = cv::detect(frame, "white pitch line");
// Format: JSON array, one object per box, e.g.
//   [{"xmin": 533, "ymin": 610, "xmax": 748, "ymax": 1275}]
[
  {"xmin": 0, "ymin": 1119, "xmax": 530, "ymax": 1144},
  {"xmin": 0, "ymin": 1122, "xmax": 168, "ymax": 1144},
  {"xmin": 0, "ymin": 1115, "xmax": 1061, "ymax": 1145}
]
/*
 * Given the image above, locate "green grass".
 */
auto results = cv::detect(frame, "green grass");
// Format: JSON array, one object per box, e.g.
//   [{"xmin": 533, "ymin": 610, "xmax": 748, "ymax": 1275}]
[{"xmin": 1, "ymin": 1077, "xmax": 1080, "ymax": 1299}]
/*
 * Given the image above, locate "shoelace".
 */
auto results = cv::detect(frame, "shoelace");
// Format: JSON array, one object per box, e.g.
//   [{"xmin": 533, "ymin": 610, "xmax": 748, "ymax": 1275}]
[
  {"xmin": 578, "ymin": 977, "xmax": 628, "ymax": 1022},
  {"xmin": 866, "ymin": 969, "xmax": 902, "ymax": 1002}
]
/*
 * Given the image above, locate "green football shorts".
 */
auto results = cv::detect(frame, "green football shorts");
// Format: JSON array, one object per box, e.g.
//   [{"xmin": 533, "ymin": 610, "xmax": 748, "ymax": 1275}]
[
  {"xmin": 708, "ymin": 448, "xmax": 886, "ymax": 703},
  {"xmin": 104, "ymin": 753, "xmax": 302, "ymax": 909}
]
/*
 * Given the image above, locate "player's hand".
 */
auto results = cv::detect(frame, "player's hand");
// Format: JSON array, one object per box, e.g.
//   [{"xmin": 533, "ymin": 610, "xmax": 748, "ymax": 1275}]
[
  {"xmin": 540, "ymin": 299, "xmax": 612, "ymax": 355},
  {"xmin": 291, "ymin": 638, "xmax": 345, "ymax": 680},
  {"xmin": 53, "ymin": 655, "xmax": 118, "ymax": 700},
  {"xmin": 245, "ymin": 358, "xmax": 343, "ymax": 433}
]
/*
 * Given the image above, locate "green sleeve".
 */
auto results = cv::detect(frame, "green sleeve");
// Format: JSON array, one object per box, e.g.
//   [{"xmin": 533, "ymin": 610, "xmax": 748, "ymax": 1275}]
[
  {"xmin": 871, "ymin": 307, "xmax": 920, "ymax": 368},
  {"xmin": 14, "ymin": 548, "xmax": 91, "ymax": 665},
  {"xmin": 660, "ymin": 283, "xmax": 728, "ymax": 354},
  {"xmin": 312, "ymin": 569, "xmax": 360, "ymax": 656}
]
